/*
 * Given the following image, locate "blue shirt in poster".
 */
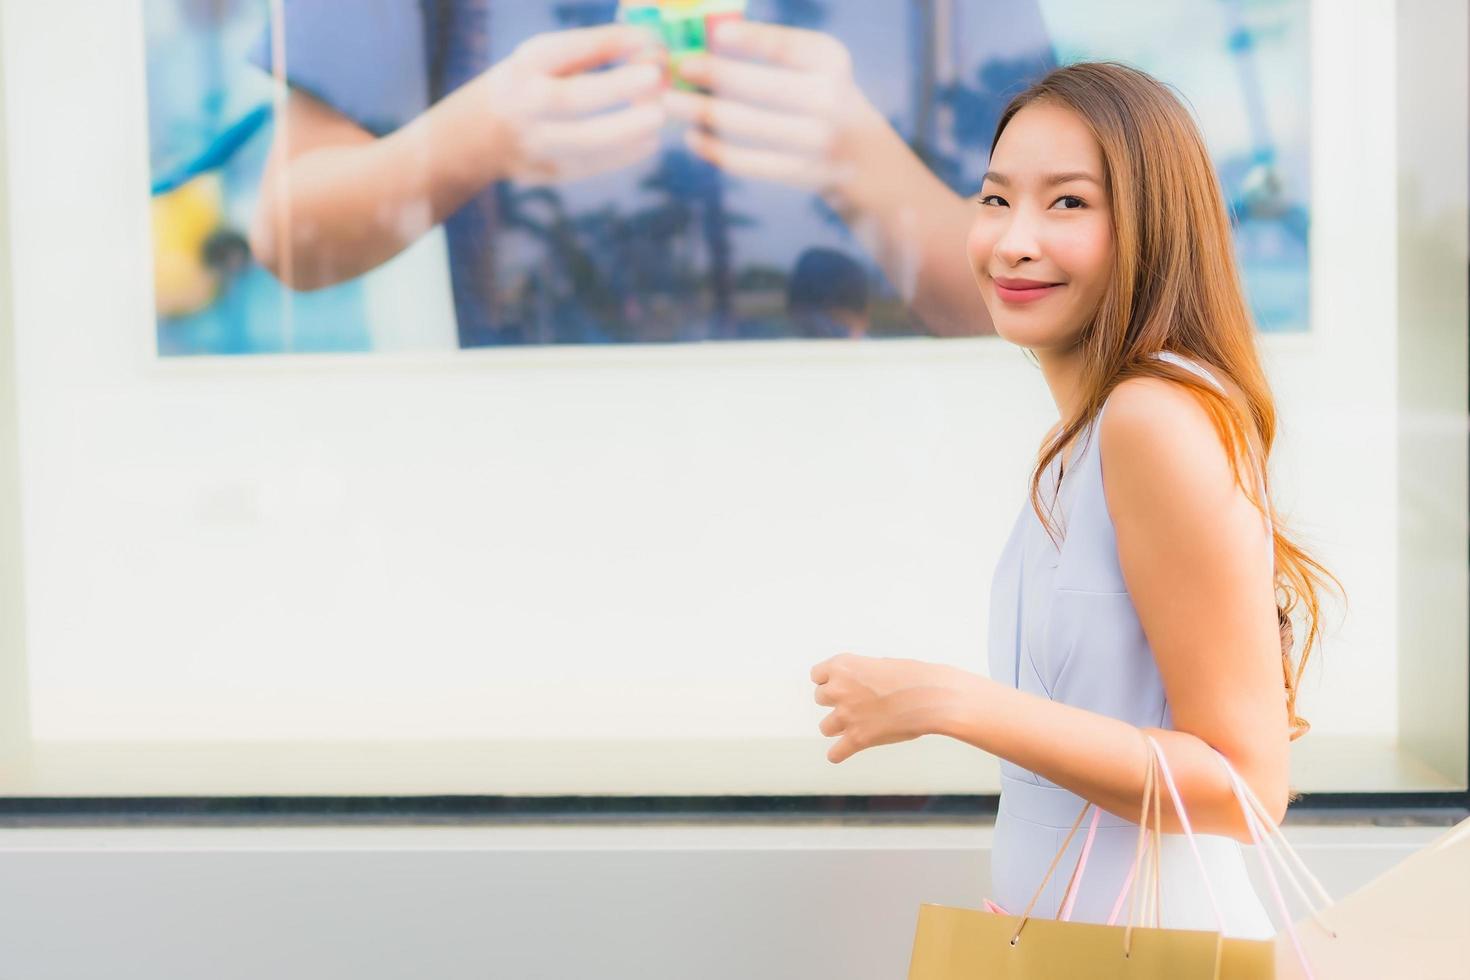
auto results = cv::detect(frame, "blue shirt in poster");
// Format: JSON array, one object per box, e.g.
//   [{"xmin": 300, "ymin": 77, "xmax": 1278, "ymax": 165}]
[{"xmin": 253, "ymin": 1, "xmax": 1055, "ymax": 348}]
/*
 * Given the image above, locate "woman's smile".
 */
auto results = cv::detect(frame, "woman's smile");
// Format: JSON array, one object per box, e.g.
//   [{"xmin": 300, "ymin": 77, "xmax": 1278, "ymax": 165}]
[{"xmin": 992, "ymin": 276, "xmax": 1065, "ymax": 304}]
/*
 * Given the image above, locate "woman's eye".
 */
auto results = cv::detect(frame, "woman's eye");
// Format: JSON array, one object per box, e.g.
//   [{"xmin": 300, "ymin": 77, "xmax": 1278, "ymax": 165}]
[
  {"xmin": 1052, "ymin": 195, "xmax": 1086, "ymax": 210},
  {"xmin": 978, "ymin": 194, "xmax": 1007, "ymax": 207}
]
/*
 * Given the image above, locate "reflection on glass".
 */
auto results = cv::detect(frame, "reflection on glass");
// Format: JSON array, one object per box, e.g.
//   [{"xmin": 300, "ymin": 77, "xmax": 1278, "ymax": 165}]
[{"xmin": 143, "ymin": 0, "xmax": 1309, "ymax": 355}]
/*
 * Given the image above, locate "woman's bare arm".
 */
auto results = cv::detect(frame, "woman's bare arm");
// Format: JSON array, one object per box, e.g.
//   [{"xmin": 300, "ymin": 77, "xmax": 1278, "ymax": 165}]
[
  {"xmin": 952, "ymin": 378, "xmax": 1284, "ymax": 839},
  {"xmin": 814, "ymin": 378, "xmax": 1289, "ymax": 841}
]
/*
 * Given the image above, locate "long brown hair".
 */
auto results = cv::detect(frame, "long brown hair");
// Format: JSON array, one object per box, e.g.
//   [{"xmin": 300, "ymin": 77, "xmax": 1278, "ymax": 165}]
[{"xmin": 992, "ymin": 62, "xmax": 1336, "ymax": 740}]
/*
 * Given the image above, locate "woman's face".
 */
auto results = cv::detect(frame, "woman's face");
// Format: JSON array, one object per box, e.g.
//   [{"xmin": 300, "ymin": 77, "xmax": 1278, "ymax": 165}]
[{"xmin": 967, "ymin": 102, "xmax": 1114, "ymax": 353}]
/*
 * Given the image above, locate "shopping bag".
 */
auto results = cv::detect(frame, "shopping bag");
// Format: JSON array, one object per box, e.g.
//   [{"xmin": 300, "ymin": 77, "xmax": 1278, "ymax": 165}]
[
  {"xmin": 908, "ymin": 737, "xmax": 1289, "ymax": 979},
  {"xmin": 1265, "ymin": 812, "xmax": 1470, "ymax": 980},
  {"xmin": 908, "ymin": 904, "xmax": 1271, "ymax": 978},
  {"xmin": 1201, "ymin": 757, "xmax": 1470, "ymax": 979}
]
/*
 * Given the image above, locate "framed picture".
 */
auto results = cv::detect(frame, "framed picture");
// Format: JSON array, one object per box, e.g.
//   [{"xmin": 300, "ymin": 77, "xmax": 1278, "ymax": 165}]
[{"xmin": 144, "ymin": 0, "xmax": 1310, "ymax": 358}]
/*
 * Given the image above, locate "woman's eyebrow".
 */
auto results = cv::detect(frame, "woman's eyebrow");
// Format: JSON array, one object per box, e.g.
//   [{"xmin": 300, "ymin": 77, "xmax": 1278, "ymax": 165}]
[{"xmin": 982, "ymin": 171, "xmax": 1103, "ymax": 187}]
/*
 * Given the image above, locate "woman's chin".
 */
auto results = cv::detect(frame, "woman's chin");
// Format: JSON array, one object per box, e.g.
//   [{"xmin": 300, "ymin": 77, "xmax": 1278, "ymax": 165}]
[{"xmin": 993, "ymin": 318, "xmax": 1069, "ymax": 351}]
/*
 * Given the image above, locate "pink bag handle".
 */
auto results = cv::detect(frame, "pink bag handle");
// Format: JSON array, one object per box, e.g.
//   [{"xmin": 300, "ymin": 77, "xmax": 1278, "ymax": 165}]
[
  {"xmin": 1005, "ymin": 791, "xmax": 1108, "ymax": 929},
  {"xmin": 1148, "ymin": 736, "xmax": 1227, "ymax": 927},
  {"xmin": 1219, "ymin": 760, "xmax": 1336, "ymax": 924},
  {"xmin": 1057, "ymin": 807, "xmax": 1101, "ymax": 921},
  {"xmin": 1102, "ymin": 736, "xmax": 1227, "ymax": 935},
  {"xmin": 1103, "ymin": 736, "xmax": 1229, "ymax": 957},
  {"xmin": 1017, "ymin": 742, "xmax": 1205, "ymax": 939},
  {"xmin": 1215, "ymin": 753, "xmax": 1338, "ymax": 979},
  {"xmin": 1120, "ymin": 735, "xmax": 1331, "ymax": 979},
  {"xmin": 1007, "ymin": 798, "xmax": 1098, "ymax": 943},
  {"xmin": 1016, "ymin": 734, "xmax": 1333, "ymax": 978}
]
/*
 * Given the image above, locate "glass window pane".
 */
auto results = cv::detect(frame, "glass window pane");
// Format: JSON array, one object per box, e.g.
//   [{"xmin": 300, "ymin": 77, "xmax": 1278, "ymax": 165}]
[{"xmin": 0, "ymin": 0, "xmax": 1463, "ymax": 804}]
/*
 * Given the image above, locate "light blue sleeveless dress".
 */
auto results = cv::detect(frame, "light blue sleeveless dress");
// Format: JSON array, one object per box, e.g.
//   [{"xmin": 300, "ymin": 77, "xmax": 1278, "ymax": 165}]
[{"xmin": 987, "ymin": 353, "xmax": 1276, "ymax": 939}]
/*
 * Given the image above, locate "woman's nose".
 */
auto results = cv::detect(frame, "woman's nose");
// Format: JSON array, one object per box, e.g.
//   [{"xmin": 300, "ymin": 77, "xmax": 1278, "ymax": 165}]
[{"xmin": 993, "ymin": 210, "xmax": 1041, "ymax": 266}]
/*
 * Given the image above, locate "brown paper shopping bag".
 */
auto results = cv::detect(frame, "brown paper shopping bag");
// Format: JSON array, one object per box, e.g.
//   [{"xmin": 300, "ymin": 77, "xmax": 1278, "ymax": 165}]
[
  {"xmin": 908, "ymin": 737, "xmax": 1299, "ymax": 979},
  {"xmin": 907, "ymin": 904, "xmax": 1273, "ymax": 979}
]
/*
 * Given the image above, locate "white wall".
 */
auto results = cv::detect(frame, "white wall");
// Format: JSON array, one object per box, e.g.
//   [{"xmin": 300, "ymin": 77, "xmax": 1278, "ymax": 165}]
[{"xmin": 0, "ymin": 0, "xmax": 1417, "ymax": 794}]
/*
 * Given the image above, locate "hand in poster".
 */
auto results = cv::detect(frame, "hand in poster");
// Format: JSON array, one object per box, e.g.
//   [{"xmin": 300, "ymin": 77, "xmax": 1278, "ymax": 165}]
[
  {"xmin": 664, "ymin": 21, "xmax": 883, "ymax": 203},
  {"xmin": 811, "ymin": 652, "xmax": 963, "ymax": 764},
  {"xmin": 664, "ymin": 19, "xmax": 996, "ymax": 338},
  {"xmin": 473, "ymin": 24, "xmax": 668, "ymax": 186}
]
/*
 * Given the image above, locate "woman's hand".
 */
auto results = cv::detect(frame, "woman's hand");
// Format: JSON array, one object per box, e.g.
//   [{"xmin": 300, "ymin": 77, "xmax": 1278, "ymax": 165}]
[
  {"xmin": 664, "ymin": 21, "xmax": 888, "ymax": 205},
  {"xmin": 810, "ymin": 653, "xmax": 962, "ymax": 764}
]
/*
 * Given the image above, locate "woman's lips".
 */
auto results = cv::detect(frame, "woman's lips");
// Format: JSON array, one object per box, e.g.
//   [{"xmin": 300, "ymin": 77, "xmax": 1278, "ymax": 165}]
[{"xmin": 993, "ymin": 279, "xmax": 1064, "ymax": 304}]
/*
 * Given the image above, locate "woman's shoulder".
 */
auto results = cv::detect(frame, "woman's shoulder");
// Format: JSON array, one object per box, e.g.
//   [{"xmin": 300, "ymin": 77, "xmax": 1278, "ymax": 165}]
[
  {"xmin": 1102, "ymin": 373, "xmax": 1219, "ymax": 438},
  {"xmin": 1098, "ymin": 373, "xmax": 1241, "ymax": 512}
]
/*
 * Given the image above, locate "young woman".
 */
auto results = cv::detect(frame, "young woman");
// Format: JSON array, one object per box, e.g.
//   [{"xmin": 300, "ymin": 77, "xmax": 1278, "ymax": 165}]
[{"xmin": 809, "ymin": 62, "xmax": 1334, "ymax": 938}]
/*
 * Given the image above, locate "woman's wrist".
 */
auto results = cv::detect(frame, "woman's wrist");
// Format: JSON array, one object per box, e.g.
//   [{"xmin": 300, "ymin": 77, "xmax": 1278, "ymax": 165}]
[{"xmin": 913, "ymin": 662, "xmax": 994, "ymax": 742}]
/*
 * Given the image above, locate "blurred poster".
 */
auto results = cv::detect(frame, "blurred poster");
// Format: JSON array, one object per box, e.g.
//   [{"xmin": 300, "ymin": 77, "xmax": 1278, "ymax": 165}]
[{"xmin": 143, "ymin": 0, "xmax": 1309, "ymax": 356}]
